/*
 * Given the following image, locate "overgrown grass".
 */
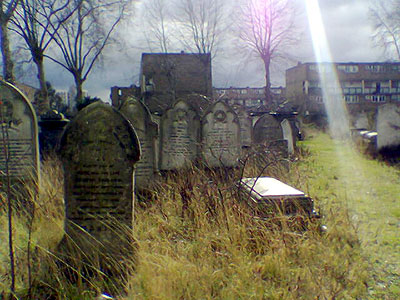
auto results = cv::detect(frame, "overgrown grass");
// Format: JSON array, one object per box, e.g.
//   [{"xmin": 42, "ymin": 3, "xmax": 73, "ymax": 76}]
[
  {"xmin": 0, "ymin": 138, "xmax": 380, "ymax": 299},
  {"xmin": 297, "ymin": 130, "xmax": 400, "ymax": 299}
]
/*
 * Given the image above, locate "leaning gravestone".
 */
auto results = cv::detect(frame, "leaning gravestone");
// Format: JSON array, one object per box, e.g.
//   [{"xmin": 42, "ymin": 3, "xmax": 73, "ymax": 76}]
[
  {"xmin": 0, "ymin": 80, "xmax": 39, "ymax": 203},
  {"xmin": 253, "ymin": 113, "xmax": 283, "ymax": 143},
  {"xmin": 202, "ymin": 101, "xmax": 240, "ymax": 167},
  {"xmin": 159, "ymin": 99, "xmax": 200, "ymax": 170},
  {"xmin": 58, "ymin": 102, "xmax": 140, "ymax": 276},
  {"xmin": 120, "ymin": 97, "xmax": 158, "ymax": 189},
  {"xmin": 232, "ymin": 104, "xmax": 253, "ymax": 147},
  {"xmin": 376, "ymin": 103, "xmax": 400, "ymax": 151},
  {"xmin": 280, "ymin": 119, "xmax": 294, "ymax": 155}
]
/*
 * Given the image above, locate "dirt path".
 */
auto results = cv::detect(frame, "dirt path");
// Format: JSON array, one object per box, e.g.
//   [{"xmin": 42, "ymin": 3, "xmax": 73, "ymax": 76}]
[{"xmin": 299, "ymin": 133, "xmax": 400, "ymax": 299}]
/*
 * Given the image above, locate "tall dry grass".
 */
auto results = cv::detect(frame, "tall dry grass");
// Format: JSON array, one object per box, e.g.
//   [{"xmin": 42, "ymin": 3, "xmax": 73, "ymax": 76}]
[{"xmin": 0, "ymin": 147, "xmax": 370, "ymax": 299}]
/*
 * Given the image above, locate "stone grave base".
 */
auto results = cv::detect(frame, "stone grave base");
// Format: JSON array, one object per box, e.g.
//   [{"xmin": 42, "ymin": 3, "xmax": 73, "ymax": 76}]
[{"xmin": 54, "ymin": 221, "xmax": 137, "ymax": 296}]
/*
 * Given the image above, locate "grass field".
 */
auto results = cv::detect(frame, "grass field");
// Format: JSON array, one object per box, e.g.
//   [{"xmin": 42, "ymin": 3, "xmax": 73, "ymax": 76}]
[
  {"xmin": 297, "ymin": 131, "xmax": 400, "ymax": 299},
  {"xmin": 1, "ymin": 131, "xmax": 398, "ymax": 299}
]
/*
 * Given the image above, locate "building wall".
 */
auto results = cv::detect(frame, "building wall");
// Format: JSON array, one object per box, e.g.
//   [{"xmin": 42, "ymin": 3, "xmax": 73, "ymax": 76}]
[
  {"xmin": 286, "ymin": 62, "xmax": 400, "ymax": 128},
  {"xmin": 140, "ymin": 53, "xmax": 212, "ymax": 113},
  {"xmin": 214, "ymin": 86, "xmax": 285, "ymax": 110}
]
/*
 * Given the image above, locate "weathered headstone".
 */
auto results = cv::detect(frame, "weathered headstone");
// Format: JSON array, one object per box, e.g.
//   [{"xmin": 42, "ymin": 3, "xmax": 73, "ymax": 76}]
[
  {"xmin": 253, "ymin": 113, "xmax": 283, "ymax": 143},
  {"xmin": 120, "ymin": 97, "xmax": 158, "ymax": 189},
  {"xmin": 0, "ymin": 80, "xmax": 39, "ymax": 198},
  {"xmin": 232, "ymin": 104, "xmax": 253, "ymax": 147},
  {"xmin": 376, "ymin": 103, "xmax": 400, "ymax": 150},
  {"xmin": 280, "ymin": 119, "xmax": 294, "ymax": 155},
  {"xmin": 202, "ymin": 101, "xmax": 240, "ymax": 167},
  {"xmin": 159, "ymin": 99, "xmax": 200, "ymax": 170},
  {"xmin": 58, "ymin": 102, "xmax": 140, "ymax": 269}
]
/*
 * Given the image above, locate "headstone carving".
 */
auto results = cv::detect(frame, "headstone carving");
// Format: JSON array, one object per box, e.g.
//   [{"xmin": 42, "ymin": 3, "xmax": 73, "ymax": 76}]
[
  {"xmin": 232, "ymin": 104, "xmax": 252, "ymax": 147},
  {"xmin": 58, "ymin": 102, "xmax": 140, "ymax": 265},
  {"xmin": 159, "ymin": 99, "xmax": 200, "ymax": 170},
  {"xmin": 202, "ymin": 101, "xmax": 240, "ymax": 167},
  {"xmin": 377, "ymin": 103, "xmax": 400, "ymax": 150},
  {"xmin": 0, "ymin": 80, "xmax": 39, "ymax": 198},
  {"xmin": 253, "ymin": 113, "xmax": 283, "ymax": 143},
  {"xmin": 120, "ymin": 97, "xmax": 158, "ymax": 189},
  {"xmin": 280, "ymin": 119, "xmax": 294, "ymax": 155}
]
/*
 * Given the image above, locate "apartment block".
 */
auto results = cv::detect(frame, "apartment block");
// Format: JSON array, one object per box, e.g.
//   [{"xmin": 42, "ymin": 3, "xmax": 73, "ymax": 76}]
[{"xmin": 286, "ymin": 62, "xmax": 400, "ymax": 126}]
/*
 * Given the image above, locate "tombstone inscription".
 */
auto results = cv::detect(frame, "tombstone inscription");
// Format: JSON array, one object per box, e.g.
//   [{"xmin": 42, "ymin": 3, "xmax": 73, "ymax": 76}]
[
  {"xmin": 0, "ymin": 80, "xmax": 39, "ymax": 195},
  {"xmin": 120, "ymin": 97, "xmax": 158, "ymax": 189},
  {"xmin": 58, "ymin": 102, "xmax": 140, "ymax": 249},
  {"xmin": 202, "ymin": 101, "xmax": 240, "ymax": 167},
  {"xmin": 159, "ymin": 99, "xmax": 200, "ymax": 170}
]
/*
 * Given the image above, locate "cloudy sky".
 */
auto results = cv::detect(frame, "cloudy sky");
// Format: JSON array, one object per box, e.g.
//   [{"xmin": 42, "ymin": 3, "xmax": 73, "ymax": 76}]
[{"xmin": 18, "ymin": 0, "xmax": 387, "ymax": 102}]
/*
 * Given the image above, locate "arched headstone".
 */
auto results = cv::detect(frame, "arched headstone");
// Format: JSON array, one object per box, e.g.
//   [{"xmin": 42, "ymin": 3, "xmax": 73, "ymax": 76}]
[
  {"xmin": 0, "ymin": 80, "xmax": 39, "ymax": 201},
  {"xmin": 58, "ymin": 102, "xmax": 140, "ymax": 259},
  {"xmin": 120, "ymin": 97, "xmax": 158, "ymax": 189},
  {"xmin": 232, "ymin": 104, "xmax": 253, "ymax": 147},
  {"xmin": 377, "ymin": 103, "xmax": 400, "ymax": 150},
  {"xmin": 159, "ymin": 99, "xmax": 200, "ymax": 170},
  {"xmin": 281, "ymin": 119, "xmax": 294, "ymax": 155},
  {"xmin": 202, "ymin": 101, "xmax": 240, "ymax": 167},
  {"xmin": 253, "ymin": 114, "xmax": 283, "ymax": 143}
]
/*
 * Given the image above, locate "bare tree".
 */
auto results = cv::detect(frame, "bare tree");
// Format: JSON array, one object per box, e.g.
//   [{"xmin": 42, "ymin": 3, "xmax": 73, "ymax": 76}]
[
  {"xmin": 370, "ymin": 0, "xmax": 400, "ymax": 60},
  {"xmin": 143, "ymin": 0, "xmax": 170, "ymax": 53},
  {"xmin": 45, "ymin": 0, "xmax": 130, "ymax": 101},
  {"xmin": 0, "ymin": 0, "xmax": 19, "ymax": 83},
  {"xmin": 237, "ymin": 0, "xmax": 299, "ymax": 105},
  {"xmin": 10, "ymin": 0, "xmax": 74, "ymax": 114},
  {"xmin": 175, "ymin": 0, "xmax": 225, "ymax": 56}
]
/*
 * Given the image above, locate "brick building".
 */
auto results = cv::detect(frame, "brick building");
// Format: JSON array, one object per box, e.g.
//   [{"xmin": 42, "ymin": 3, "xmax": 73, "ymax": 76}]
[
  {"xmin": 286, "ymin": 62, "xmax": 400, "ymax": 127},
  {"xmin": 213, "ymin": 86, "xmax": 285, "ymax": 111},
  {"xmin": 140, "ymin": 52, "xmax": 212, "ymax": 113},
  {"xmin": 110, "ymin": 85, "xmax": 141, "ymax": 108}
]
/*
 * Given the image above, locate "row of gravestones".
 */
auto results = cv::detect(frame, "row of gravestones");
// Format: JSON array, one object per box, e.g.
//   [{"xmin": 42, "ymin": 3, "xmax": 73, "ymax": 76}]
[
  {"xmin": 0, "ymin": 80, "xmax": 294, "ymax": 279},
  {"xmin": 119, "ymin": 97, "xmax": 297, "ymax": 190}
]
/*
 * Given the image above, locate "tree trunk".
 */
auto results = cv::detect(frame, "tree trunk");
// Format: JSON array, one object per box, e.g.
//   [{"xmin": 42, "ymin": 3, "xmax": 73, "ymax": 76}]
[
  {"xmin": 263, "ymin": 58, "xmax": 272, "ymax": 107},
  {"xmin": 34, "ymin": 55, "xmax": 49, "ymax": 115},
  {"xmin": 0, "ymin": 21, "xmax": 15, "ymax": 83},
  {"xmin": 74, "ymin": 75, "xmax": 84, "ymax": 104}
]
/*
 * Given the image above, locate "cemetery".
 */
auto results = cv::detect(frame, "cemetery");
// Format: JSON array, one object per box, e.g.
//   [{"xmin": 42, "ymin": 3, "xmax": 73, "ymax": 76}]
[
  {"xmin": 2, "ymin": 71, "xmax": 399, "ymax": 299},
  {"xmin": 0, "ymin": 2, "xmax": 399, "ymax": 297}
]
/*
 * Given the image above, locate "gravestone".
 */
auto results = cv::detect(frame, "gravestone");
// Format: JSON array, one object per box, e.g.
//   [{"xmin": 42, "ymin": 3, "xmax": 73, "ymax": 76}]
[
  {"xmin": 202, "ymin": 101, "xmax": 240, "ymax": 167},
  {"xmin": 376, "ymin": 103, "xmax": 400, "ymax": 150},
  {"xmin": 120, "ymin": 97, "xmax": 158, "ymax": 189},
  {"xmin": 280, "ymin": 119, "xmax": 294, "ymax": 155},
  {"xmin": 159, "ymin": 99, "xmax": 200, "ymax": 170},
  {"xmin": 0, "ymin": 80, "xmax": 39, "ymax": 201},
  {"xmin": 253, "ymin": 113, "xmax": 283, "ymax": 143},
  {"xmin": 58, "ymin": 102, "xmax": 140, "ymax": 270},
  {"xmin": 232, "ymin": 104, "xmax": 253, "ymax": 147}
]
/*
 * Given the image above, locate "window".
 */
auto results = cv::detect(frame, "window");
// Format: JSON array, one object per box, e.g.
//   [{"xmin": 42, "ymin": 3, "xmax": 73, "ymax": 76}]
[
  {"xmin": 309, "ymin": 64, "xmax": 317, "ymax": 71},
  {"xmin": 343, "ymin": 87, "xmax": 362, "ymax": 94},
  {"xmin": 366, "ymin": 95, "xmax": 386, "ymax": 102},
  {"xmin": 343, "ymin": 95, "xmax": 359, "ymax": 103},
  {"xmin": 240, "ymin": 89, "xmax": 247, "ymax": 94},
  {"xmin": 365, "ymin": 65, "xmax": 385, "ymax": 73},
  {"xmin": 337, "ymin": 65, "xmax": 359, "ymax": 73},
  {"xmin": 391, "ymin": 94, "xmax": 400, "ymax": 101}
]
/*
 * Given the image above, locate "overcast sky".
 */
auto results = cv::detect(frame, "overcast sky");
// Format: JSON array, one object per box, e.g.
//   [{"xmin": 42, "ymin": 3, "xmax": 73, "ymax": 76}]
[{"xmin": 18, "ymin": 0, "xmax": 386, "ymax": 102}]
